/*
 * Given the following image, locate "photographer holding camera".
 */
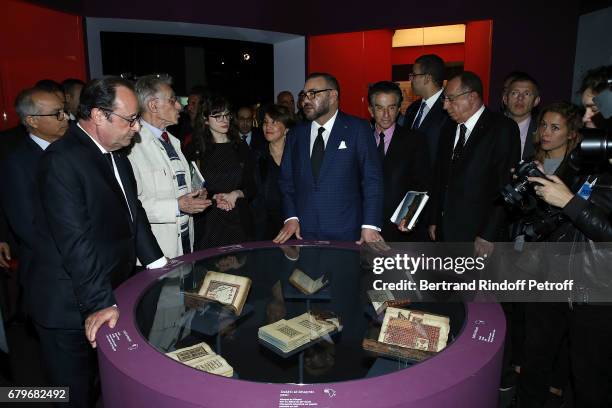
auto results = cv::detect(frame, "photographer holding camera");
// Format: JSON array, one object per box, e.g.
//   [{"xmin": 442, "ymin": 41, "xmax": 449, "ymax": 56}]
[{"xmin": 515, "ymin": 66, "xmax": 612, "ymax": 408}]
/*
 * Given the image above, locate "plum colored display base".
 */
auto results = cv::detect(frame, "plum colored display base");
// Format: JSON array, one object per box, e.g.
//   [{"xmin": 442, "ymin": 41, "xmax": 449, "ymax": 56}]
[{"xmin": 98, "ymin": 240, "xmax": 506, "ymax": 408}]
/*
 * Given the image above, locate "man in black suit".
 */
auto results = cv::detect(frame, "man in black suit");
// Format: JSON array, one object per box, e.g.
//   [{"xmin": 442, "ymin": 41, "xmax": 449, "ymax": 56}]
[
  {"xmin": 367, "ymin": 81, "xmax": 430, "ymax": 241},
  {"xmin": 502, "ymin": 73, "xmax": 540, "ymax": 160},
  {"xmin": 0, "ymin": 125, "xmax": 27, "ymax": 161},
  {"xmin": 1, "ymin": 86, "xmax": 69, "ymax": 306},
  {"xmin": 29, "ymin": 77, "xmax": 165, "ymax": 407},
  {"xmin": 403, "ymin": 54, "xmax": 449, "ymax": 165},
  {"xmin": 61, "ymin": 78, "xmax": 85, "ymax": 122},
  {"xmin": 429, "ymin": 71, "xmax": 520, "ymax": 256},
  {"xmin": 236, "ymin": 105, "xmax": 265, "ymax": 152}
]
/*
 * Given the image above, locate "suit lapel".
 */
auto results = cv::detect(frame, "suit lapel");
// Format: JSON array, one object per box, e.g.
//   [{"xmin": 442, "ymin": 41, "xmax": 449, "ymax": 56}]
[
  {"xmin": 71, "ymin": 125, "xmax": 134, "ymax": 224},
  {"xmin": 317, "ymin": 113, "xmax": 345, "ymax": 179},
  {"xmin": 298, "ymin": 122, "xmax": 314, "ymax": 182},
  {"xmin": 418, "ymin": 97, "xmax": 442, "ymax": 129},
  {"xmin": 113, "ymin": 152, "xmax": 136, "ymax": 230},
  {"xmin": 384, "ymin": 125, "xmax": 403, "ymax": 172},
  {"xmin": 457, "ymin": 108, "xmax": 491, "ymax": 163}
]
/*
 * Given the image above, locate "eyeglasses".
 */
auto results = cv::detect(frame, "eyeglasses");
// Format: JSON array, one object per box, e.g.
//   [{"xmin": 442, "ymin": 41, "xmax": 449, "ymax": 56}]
[
  {"xmin": 98, "ymin": 107, "xmax": 141, "ymax": 127},
  {"xmin": 408, "ymin": 72, "xmax": 427, "ymax": 80},
  {"xmin": 28, "ymin": 110, "xmax": 67, "ymax": 121},
  {"xmin": 209, "ymin": 112, "xmax": 232, "ymax": 122},
  {"xmin": 441, "ymin": 90, "xmax": 472, "ymax": 103},
  {"xmin": 298, "ymin": 89, "xmax": 333, "ymax": 100}
]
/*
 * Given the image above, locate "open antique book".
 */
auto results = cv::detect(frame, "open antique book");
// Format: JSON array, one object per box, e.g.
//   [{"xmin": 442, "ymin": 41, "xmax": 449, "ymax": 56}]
[
  {"xmin": 166, "ymin": 342, "xmax": 234, "ymax": 377},
  {"xmin": 288, "ymin": 269, "xmax": 328, "ymax": 295},
  {"xmin": 195, "ymin": 271, "xmax": 252, "ymax": 315},
  {"xmin": 258, "ymin": 312, "xmax": 339, "ymax": 353},
  {"xmin": 378, "ymin": 307, "xmax": 450, "ymax": 353}
]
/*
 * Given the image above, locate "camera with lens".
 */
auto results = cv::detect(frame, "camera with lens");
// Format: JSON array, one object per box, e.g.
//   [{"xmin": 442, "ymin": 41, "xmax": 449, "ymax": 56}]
[
  {"xmin": 567, "ymin": 127, "xmax": 612, "ymax": 173},
  {"xmin": 501, "ymin": 161, "xmax": 565, "ymax": 241}
]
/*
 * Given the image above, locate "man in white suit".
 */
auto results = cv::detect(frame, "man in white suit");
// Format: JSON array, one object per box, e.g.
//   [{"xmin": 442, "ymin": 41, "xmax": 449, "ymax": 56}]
[{"xmin": 129, "ymin": 75, "xmax": 211, "ymax": 258}]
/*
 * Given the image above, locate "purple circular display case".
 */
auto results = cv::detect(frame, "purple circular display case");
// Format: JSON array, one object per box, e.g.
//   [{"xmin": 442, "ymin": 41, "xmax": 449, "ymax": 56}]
[{"xmin": 97, "ymin": 241, "xmax": 505, "ymax": 408}]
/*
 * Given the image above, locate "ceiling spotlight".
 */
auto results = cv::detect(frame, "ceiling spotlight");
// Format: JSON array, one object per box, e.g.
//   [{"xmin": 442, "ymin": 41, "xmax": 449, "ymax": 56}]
[
  {"xmin": 221, "ymin": 61, "xmax": 225, "ymax": 65},
  {"xmin": 242, "ymin": 52, "xmax": 251, "ymax": 61}
]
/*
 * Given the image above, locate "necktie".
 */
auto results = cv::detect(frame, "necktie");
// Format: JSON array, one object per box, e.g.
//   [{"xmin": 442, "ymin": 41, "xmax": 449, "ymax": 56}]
[
  {"xmin": 452, "ymin": 124, "xmax": 467, "ymax": 162},
  {"xmin": 161, "ymin": 131, "xmax": 170, "ymax": 144},
  {"xmin": 104, "ymin": 152, "xmax": 114, "ymax": 169},
  {"xmin": 311, "ymin": 126, "xmax": 325, "ymax": 180},
  {"xmin": 411, "ymin": 100, "xmax": 427, "ymax": 130},
  {"xmin": 377, "ymin": 132, "xmax": 385, "ymax": 161},
  {"xmin": 241, "ymin": 134, "xmax": 248, "ymax": 142}
]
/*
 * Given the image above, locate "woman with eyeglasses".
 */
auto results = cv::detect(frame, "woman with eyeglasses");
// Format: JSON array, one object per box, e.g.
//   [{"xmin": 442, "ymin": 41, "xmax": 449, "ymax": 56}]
[{"xmin": 190, "ymin": 96, "xmax": 256, "ymax": 249}]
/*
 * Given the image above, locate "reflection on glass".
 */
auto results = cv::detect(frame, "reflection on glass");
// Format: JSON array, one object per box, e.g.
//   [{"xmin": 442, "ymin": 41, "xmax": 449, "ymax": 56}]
[{"xmin": 135, "ymin": 247, "xmax": 465, "ymax": 383}]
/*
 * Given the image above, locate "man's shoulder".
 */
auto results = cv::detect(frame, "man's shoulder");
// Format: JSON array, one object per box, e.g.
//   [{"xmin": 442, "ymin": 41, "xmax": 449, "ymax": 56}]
[
  {"xmin": 335, "ymin": 112, "xmax": 371, "ymax": 134},
  {"xmin": 44, "ymin": 126, "xmax": 91, "ymax": 165}
]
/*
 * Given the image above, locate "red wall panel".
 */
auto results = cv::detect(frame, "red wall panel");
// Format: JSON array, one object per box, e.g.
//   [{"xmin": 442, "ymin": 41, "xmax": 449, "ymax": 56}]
[
  {"xmin": 391, "ymin": 43, "xmax": 465, "ymax": 65},
  {"xmin": 0, "ymin": 0, "xmax": 87, "ymax": 130},
  {"xmin": 308, "ymin": 21, "xmax": 493, "ymax": 115},
  {"xmin": 308, "ymin": 30, "xmax": 392, "ymax": 118},
  {"xmin": 464, "ymin": 20, "xmax": 493, "ymax": 104}
]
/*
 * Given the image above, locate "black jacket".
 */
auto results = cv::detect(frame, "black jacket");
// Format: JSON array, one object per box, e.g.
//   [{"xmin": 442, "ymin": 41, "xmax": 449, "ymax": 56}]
[
  {"xmin": 29, "ymin": 124, "xmax": 163, "ymax": 329},
  {"xmin": 431, "ymin": 107, "xmax": 521, "ymax": 242},
  {"xmin": 380, "ymin": 124, "xmax": 430, "ymax": 241}
]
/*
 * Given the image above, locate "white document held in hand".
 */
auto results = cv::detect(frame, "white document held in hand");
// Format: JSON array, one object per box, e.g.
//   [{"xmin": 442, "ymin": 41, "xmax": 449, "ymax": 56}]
[
  {"xmin": 190, "ymin": 161, "xmax": 205, "ymax": 190},
  {"xmin": 390, "ymin": 191, "xmax": 429, "ymax": 231}
]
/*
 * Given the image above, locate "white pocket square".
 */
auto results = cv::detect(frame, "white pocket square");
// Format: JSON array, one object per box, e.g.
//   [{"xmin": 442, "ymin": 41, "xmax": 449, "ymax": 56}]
[{"xmin": 338, "ymin": 141, "xmax": 347, "ymax": 149}]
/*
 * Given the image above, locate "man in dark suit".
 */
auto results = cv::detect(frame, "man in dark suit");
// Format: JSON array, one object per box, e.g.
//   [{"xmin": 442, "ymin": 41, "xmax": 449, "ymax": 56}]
[
  {"xmin": 29, "ymin": 77, "xmax": 165, "ymax": 407},
  {"xmin": 1, "ymin": 86, "xmax": 69, "ymax": 305},
  {"xmin": 403, "ymin": 54, "xmax": 449, "ymax": 165},
  {"xmin": 0, "ymin": 125, "xmax": 27, "ymax": 161},
  {"xmin": 61, "ymin": 78, "xmax": 85, "ymax": 122},
  {"xmin": 275, "ymin": 72, "xmax": 383, "ymax": 243},
  {"xmin": 502, "ymin": 73, "xmax": 541, "ymax": 160},
  {"xmin": 367, "ymin": 81, "xmax": 430, "ymax": 241},
  {"xmin": 429, "ymin": 71, "xmax": 520, "ymax": 256},
  {"xmin": 236, "ymin": 105, "xmax": 265, "ymax": 152}
]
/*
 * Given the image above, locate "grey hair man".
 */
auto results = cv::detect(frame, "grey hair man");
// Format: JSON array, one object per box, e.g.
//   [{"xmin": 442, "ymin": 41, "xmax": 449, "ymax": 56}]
[{"xmin": 128, "ymin": 74, "xmax": 211, "ymax": 259}]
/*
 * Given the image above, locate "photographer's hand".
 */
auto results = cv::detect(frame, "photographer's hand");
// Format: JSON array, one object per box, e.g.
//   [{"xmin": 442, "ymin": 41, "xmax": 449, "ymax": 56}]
[{"xmin": 528, "ymin": 175, "xmax": 575, "ymax": 208}]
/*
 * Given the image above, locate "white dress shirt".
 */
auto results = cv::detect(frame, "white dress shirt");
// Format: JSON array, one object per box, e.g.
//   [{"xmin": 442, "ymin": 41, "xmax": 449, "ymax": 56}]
[
  {"xmin": 287, "ymin": 109, "xmax": 379, "ymax": 232},
  {"xmin": 30, "ymin": 134, "xmax": 51, "ymax": 151},
  {"xmin": 240, "ymin": 130, "xmax": 252, "ymax": 146},
  {"xmin": 413, "ymin": 88, "xmax": 444, "ymax": 128},
  {"xmin": 453, "ymin": 105, "xmax": 486, "ymax": 148},
  {"xmin": 309, "ymin": 110, "xmax": 338, "ymax": 155}
]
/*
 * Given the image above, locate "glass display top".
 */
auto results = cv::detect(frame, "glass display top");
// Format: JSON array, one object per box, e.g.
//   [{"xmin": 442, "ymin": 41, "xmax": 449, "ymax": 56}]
[{"xmin": 135, "ymin": 246, "xmax": 466, "ymax": 384}]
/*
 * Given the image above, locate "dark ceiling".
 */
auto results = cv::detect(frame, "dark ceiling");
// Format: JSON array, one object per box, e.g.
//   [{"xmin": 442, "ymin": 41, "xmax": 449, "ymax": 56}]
[{"xmin": 28, "ymin": 0, "xmax": 611, "ymax": 30}]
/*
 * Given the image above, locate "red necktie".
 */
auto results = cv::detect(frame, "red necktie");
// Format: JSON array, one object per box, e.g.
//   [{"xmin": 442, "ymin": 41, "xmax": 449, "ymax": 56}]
[{"xmin": 161, "ymin": 131, "xmax": 170, "ymax": 144}]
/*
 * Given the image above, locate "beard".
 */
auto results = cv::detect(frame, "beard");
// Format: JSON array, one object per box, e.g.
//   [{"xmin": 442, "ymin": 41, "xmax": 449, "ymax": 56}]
[{"xmin": 304, "ymin": 98, "xmax": 330, "ymax": 121}]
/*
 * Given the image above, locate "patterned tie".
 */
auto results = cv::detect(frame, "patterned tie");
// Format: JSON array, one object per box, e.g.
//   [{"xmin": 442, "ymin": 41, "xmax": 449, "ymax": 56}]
[
  {"xmin": 411, "ymin": 100, "xmax": 427, "ymax": 130},
  {"xmin": 377, "ymin": 132, "xmax": 385, "ymax": 161},
  {"xmin": 311, "ymin": 127, "xmax": 325, "ymax": 180},
  {"xmin": 452, "ymin": 124, "xmax": 468, "ymax": 162},
  {"xmin": 161, "ymin": 131, "xmax": 170, "ymax": 144}
]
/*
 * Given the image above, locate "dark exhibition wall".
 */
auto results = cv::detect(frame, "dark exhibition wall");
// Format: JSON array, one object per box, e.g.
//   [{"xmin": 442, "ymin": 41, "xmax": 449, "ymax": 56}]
[{"xmin": 27, "ymin": 0, "xmax": 582, "ymax": 106}]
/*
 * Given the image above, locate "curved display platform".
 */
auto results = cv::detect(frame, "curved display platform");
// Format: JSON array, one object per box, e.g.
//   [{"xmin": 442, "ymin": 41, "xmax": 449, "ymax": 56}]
[{"xmin": 97, "ymin": 241, "xmax": 505, "ymax": 407}]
